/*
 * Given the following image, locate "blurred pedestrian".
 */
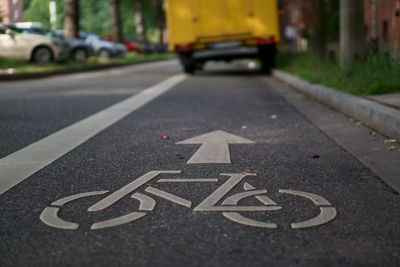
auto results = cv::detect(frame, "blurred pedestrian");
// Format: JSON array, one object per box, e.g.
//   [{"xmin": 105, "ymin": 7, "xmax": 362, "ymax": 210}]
[
  {"xmin": 297, "ymin": 22, "xmax": 309, "ymax": 51},
  {"xmin": 284, "ymin": 24, "xmax": 297, "ymax": 49}
]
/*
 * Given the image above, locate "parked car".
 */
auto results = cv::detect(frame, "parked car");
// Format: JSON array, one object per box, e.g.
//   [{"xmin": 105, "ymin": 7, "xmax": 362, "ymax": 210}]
[
  {"xmin": 0, "ymin": 23, "xmax": 64, "ymax": 64},
  {"xmin": 142, "ymin": 42, "xmax": 159, "ymax": 54},
  {"xmin": 114, "ymin": 42, "xmax": 128, "ymax": 57},
  {"xmin": 8, "ymin": 22, "xmax": 94, "ymax": 62},
  {"xmin": 123, "ymin": 40, "xmax": 141, "ymax": 53},
  {"xmin": 52, "ymin": 30, "xmax": 94, "ymax": 61},
  {"xmin": 79, "ymin": 32, "xmax": 127, "ymax": 58},
  {"xmin": 100, "ymin": 35, "xmax": 141, "ymax": 53}
]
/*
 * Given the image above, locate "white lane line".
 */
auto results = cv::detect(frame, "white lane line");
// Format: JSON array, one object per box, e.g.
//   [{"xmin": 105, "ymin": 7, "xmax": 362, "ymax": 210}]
[
  {"xmin": 0, "ymin": 74, "xmax": 186, "ymax": 196},
  {"xmin": 65, "ymin": 60, "xmax": 179, "ymax": 81}
]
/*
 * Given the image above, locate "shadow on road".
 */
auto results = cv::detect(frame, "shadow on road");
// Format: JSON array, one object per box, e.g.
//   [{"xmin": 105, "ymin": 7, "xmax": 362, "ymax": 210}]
[
  {"xmin": 194, "ymin": 68, "xmax": 269, "ymax": 77},
  {"xmin": 191, "ymin": 61, "xmax": 270, "ymax": 77}
]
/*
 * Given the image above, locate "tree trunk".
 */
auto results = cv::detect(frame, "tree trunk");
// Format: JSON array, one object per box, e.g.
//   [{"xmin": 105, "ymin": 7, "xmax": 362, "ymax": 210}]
[
  {"xmin": 111, "ymin": 0, "xmax": 123, "ymax": 42},
  {"xmin": 64, "ymin": 0, "xmax": 79, "ymax": 38},
  {"xmin": 155, "ymin": 0, "xmax": 165, "ymax": 48},
  {"xmin": 134, "ymin": 0, "xmax": 147, "ymax": 46},
  {"xmin": 340, "ymin": 0, "xmax": 366, "ymax": 66},
  {"xmin": 312, "ymin": 0, "xmax": 326, "ymax": 60},
  {"xmin": 370, "ymin": 0, "xmax": 379, "ymax": 53}
]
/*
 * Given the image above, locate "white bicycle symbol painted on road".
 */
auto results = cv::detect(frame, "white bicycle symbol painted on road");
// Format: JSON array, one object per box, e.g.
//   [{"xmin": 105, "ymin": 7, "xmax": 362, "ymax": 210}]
[{"xmin": 40, "ymin": 171, "xmax": 337, "ymax": 230}]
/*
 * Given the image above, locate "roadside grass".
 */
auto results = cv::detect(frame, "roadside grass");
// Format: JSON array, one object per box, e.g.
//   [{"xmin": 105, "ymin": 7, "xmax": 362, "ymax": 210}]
[
  {"xmin": 0, "ymin": 52, "xmax": 175, "ymax": 75},
  {"xmin": 276, "ymin": 49, "xmax": 400, "ymax": 95}
]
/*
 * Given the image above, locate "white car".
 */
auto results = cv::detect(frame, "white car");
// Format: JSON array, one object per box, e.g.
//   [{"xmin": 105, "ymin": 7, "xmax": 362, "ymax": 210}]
[{"xmin": 0, "ymin": 24, "xmax": 64, "ymax": 63}]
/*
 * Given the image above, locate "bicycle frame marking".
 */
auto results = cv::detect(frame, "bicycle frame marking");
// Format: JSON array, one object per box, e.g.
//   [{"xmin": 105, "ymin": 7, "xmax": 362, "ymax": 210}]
[
  {"xmin": 40, "ymin": 170, "xmax": 337, "ymax": 231},
  {"xmin": 88, "ymin": 171, "xmax": 181, "ymax": 212}
]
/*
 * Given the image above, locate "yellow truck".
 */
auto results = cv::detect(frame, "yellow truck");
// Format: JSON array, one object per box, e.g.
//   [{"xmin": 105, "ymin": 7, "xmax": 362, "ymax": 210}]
[{"xmin": 165, "ymin": 0, "xmax": 280, "ymax": 73}]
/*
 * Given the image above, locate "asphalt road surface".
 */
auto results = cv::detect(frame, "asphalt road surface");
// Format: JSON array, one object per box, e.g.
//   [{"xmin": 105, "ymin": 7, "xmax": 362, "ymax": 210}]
[{"xmin": 0, "ymin": 60, "xmax": 399, "ymax": 267}]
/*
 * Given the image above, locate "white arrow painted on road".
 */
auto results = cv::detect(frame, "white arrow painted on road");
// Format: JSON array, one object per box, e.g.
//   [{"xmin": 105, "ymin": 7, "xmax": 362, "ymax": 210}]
[{"xmin": 176, "ymin": 130, "xmax": 255, "ymax": 164}]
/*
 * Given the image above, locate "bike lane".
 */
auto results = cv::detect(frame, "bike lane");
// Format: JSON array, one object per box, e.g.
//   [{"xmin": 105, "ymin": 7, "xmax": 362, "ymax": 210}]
[
  {"xmin": 0, "ymin": 73, "xmax": 399, "ymax": 266},
  {"xmin": 0, "ymin": 61, "xmax": 179, "ymax": 158}
]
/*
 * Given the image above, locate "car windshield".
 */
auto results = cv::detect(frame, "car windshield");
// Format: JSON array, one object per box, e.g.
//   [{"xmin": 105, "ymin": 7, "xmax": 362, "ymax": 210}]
[
  {"xmin": 8, "ymin": 25, "xmax": 58, "ymax": 38},
  {"xmin": 5, "ymin": 24, "xmax": 26, "ymax": 34},
  {"xmin": 79, "ymin": 32, "xmax": 98, "ymax": 40}
]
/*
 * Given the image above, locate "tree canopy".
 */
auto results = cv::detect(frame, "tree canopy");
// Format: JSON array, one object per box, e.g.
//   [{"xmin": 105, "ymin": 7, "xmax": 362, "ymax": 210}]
[{"xmin": 23, "ymin": 0, "xmax": 159, "ymax": 40}]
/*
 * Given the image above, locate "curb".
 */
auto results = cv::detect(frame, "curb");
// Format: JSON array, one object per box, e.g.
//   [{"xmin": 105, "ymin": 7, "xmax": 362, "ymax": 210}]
[
  {"xmin": 0, "ymin": 58, "xmax": 172, "ymax": 82},
  {"xmin": 273, "ymin": 70, "xmax": 400, "ymax": 141}
]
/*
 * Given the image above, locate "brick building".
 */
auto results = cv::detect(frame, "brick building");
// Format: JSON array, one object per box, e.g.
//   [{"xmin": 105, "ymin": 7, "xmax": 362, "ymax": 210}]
[
  {"xmin": 0, "ymin": 0, "xmax": 24, "ymax": 23},
  {"xmin": 280, "ymin": 0, "xmax": 400, "ymax": 53},
  {"xmin": 364, "ymin": 0, "xmax": 400, "ymax": 52},
  {"xmin": 279, "ymin": 0, "xmax": 339, "ymax": 41}
]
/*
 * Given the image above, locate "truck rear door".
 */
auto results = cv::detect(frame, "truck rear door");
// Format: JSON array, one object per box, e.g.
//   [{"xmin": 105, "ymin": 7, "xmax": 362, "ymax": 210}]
[
  {"xmin": 223, "ymin": 0, "xmax": 252, "ymax": 37},
  {"xmin": 193, "ymin": 0, "xmax": 223, "ymax": 38},
  {"xmin": 194, "ymin": 0, "xmax": 253, "ymax": 39}
]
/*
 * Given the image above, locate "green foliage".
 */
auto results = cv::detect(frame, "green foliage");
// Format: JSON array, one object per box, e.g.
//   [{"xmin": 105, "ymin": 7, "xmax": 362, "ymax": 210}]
[
  {"xmin": 326, "ymin": 9, "xmax": 339, "ymax": 42},
  {"xmin": 23, "ymin": 0, "xmax": 160, "ymax": 40},
  {"xmin": 121, "ymin": 0, "xmax": 136, "ymax": 39},
  {"xmin": 142, "ymin": 0, "xmax": 157, "ymax": 30},
  {"xmin": 24, "ymin": 0, "xmax": 51, "ymax": 28},
  {"xmin": 121, "ymin": 0, "xmax": 136, "ymax": 40},
  {"xmin": 24, "ymin": 0, "xmax": 64, "ymax": 30},
  {"xmin": 79, "ymin": 0, "xmax": 158, "ymax": 40},
  {"xmin": 80, "ymin": 0, "xmax": 112, "ymax": 35},
  {"xmin": 276, "ymin": 49, "xmax": 400, "ymax": 95},
  {"xmin": 23, "ymin": 0, "xmax": 32, "ymax": 9},
  {"xmin": 121, "ymin": 0, "xmax": 158, "ymax": 41},
  {"xmin": 0, "ymin": 57, "xmax": 28, "ymax": 68}
]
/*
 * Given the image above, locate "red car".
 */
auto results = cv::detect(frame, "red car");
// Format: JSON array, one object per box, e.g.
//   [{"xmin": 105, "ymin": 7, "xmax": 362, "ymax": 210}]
[
  {"xmin": 100, "ymin": 35, "xmax": 141, "ymax": 52},
  {"xmin": 124, "ymin": 40, "xmax": 141, "ymax": 52}
]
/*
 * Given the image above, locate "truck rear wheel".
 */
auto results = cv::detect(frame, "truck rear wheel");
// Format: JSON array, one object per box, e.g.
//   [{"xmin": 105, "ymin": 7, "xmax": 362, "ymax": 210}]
[
  {"xmin": 258, "ymin": 44, "xmax": 277, "ymax": 74},
  {"xmin": 260, "ymin": 58, "xmax": 275, "ymax": 74},
  {"xmin": 179, "ymin": 52, "xmax": 197, "ymax": 74},
  {"xmin": 183, "ymin": 63, "xmax": 196, "ymax": 74},
  {"xmin": 196, "ymin": 62, "xmax": 205, "ymax": 71}
]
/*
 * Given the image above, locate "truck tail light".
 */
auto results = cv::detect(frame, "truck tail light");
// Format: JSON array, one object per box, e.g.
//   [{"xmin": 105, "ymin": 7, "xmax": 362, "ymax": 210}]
[
  {"xmin": 257, "ymin": 36, "xmax": 275, "ymax": 45},
  {"xmin": 175, "ymin": 44, "xmax": 193, "ymax": 52}
]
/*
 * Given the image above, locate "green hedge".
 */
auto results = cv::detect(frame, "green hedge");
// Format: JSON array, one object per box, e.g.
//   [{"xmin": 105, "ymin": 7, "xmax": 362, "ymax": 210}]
[{"xmin": 276, "ymin": 49, "xmax": 400, "ymax": 95}]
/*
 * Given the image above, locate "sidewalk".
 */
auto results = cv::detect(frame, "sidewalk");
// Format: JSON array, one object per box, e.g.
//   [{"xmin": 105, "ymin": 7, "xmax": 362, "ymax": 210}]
[
  {"xmin": 0, "ymin": 56, "xmax": 175, "ymax": 81},
  {"xmin": 273, "ymin": 70, "xmax": 400, "ymax": 141},
  {"xmin": 368, "ymin": 93, "xmax": 400, "ymax": 110}
]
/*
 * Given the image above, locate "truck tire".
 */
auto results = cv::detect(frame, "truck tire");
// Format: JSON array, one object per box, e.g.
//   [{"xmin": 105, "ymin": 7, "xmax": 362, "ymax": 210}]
[
  {"xmin": 258, "ymin": 44, "xmax": 277, "ymax": 74},
  {"xmin": 260, "ymin": 57, "xmax": 275, "ymax": 74},
  {"xmin": 179, "ymin": 52, "xmax": 196, "ymax": 74},
  {"xmin": 196, "ymin": 62, "xmax": 205, "ymax": 71},
  {"xmin": 183, "ymin": 63, "xmax": 196, "ymax": 74}
]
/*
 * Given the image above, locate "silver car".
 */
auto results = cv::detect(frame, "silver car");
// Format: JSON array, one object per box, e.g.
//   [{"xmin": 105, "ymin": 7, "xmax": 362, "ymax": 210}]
[
  {"xmin": 80, "ymin": 32, "xmax": 126, "ymax": 58},
  {"xmin": 0, "ymin": 23, "xmax": 64, "ymax": 64}
]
